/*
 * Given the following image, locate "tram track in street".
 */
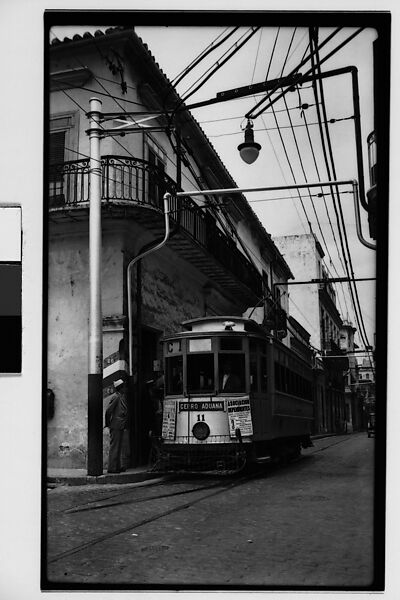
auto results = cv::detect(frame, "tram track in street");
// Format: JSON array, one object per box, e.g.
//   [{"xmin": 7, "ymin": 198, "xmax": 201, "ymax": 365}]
[
  {"xmin": 47, "ymin": 435, "xmax": 354, "ymax": 565},
  {"xmin": 63, "ymin": 478, "xmax": 234, "ymax": 514},
  {"xmin": 50, "ymin": 435, "xmax": 352, "ymax": 518},
  {"xmin": 47, "ymin": 468, "xmax": 266, "ymax": 565},
  {"xmin": 51, "ymin": 435, "xmax": 352, "ymax": 518}
]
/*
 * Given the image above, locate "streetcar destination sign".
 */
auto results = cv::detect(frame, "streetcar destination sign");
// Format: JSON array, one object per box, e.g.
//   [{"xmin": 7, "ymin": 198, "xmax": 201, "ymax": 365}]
[{"xmin": 179, "ymin": 401, "xmax": 225, "ymax": 411}]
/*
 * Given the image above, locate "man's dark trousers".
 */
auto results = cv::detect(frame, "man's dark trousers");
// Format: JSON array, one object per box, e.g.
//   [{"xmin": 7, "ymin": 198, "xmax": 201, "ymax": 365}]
[{"xmin": 108, "ymin": 428, "xmax": 124, "ymax": 472}]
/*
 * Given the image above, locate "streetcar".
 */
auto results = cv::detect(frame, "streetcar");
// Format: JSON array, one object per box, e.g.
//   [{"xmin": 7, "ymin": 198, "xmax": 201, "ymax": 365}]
[{"xmin": 154, "ymin": 316, "xmax": 314, "ymax": 473}]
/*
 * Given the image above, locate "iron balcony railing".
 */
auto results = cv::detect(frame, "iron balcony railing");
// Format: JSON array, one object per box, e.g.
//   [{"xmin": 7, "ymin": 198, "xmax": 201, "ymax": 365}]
[{"xmin": 49, "ymin": 155, "xmax": 262, "ymax": 297}]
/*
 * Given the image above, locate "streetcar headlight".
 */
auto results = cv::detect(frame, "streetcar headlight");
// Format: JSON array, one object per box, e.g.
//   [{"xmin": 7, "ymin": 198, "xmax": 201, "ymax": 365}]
[{"xmin": 192, "ymin": 421, "xmax": 210, "ymax": 441}]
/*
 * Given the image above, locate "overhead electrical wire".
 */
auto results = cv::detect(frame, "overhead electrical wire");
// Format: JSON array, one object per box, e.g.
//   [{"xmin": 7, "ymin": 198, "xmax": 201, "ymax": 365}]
[
  {"xmin": 247, "ymin": 27, "xmax": 343, "ymax": 119},
  {"xmin": 160, "ymin": 25, "xmax": 276, "ymax": 273},
  {"xmin": 167, "ymin": 27, "xmax": 260, "ymax": 129},
  {"xmin": 206, "ymin": 116, "xmax": 354, "ymax": 136},
  {"xmin": 303, "ymin": 31, "xmax": 356, "ymax": 326},
  {"xmin": 153, "ymin": 27, "xmax": 264, "ymax": 255},
  {"xmin": 197, "ymin": 103, "xmax": 320, "ymax": 124},
  {"xmin": 309, "ymin": 28, "xmax": 373, "ymax": 367},
  {"xmin": 257, "ymin": 27, "xmax": 350, "ymax": 327},
  {"xmin": 295, "ymin": 84, "xmax": 346, "ymax": 276},
  {"xmin": 254, "ymin": 26, "xmax": 309, "ymax": 237},
  {"xmin": 311, "ymin": 27, "xmax": 370, "ymax": 349},
  {"xmin": 207, "ymin": 191, "xmax": 350, "ymax": 205},
  {"xmin": 306, "ymin": 34, "xmax": 353, "ymax": 321},
  {"xmin": 273, "ymin": 29, "xmax": 348, "ymax": 320},
  {"xmin": 247, "ymin": 27, "xmax": 365, "ymax": 120},
  {"xmin": 171, "ymin": 27, "xmax": 240, "ymax": 87},
  {"xmin": 179, "ymin": 27, "xmax": 260, "ymax": 103},
  {"xmin": 265, "ymin": 26, "xmax": 280, "ymax": 80},
  {"xmin": 295, "ymin": 82, "xmax": 349, "ymax": 319},
  {"xmin": 265, "ymin": 28, "xmax": 313, "ymax": 233},
  {"xmin": 282, "ymin": 89, "xmax": 334, "ymax": 256},
  {"xmin": 161, "ymin": 27, "xmax": 241, "ymax": 114},
  {"xmin": 286, "ymin": 29, "xmax": 310, "ymax": 70},
  {"xmin": 51, "ymin": 80, "xmax": 145, "ymax": 107}
]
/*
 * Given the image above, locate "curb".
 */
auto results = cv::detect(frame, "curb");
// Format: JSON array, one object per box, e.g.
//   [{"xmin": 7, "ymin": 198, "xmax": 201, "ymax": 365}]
[{"xmin": 47, "ymin": 470, "xmax": 163, "ymax": 487}]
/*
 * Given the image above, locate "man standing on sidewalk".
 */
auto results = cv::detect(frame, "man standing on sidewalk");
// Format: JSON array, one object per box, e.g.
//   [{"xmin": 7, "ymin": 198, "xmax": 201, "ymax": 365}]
[{"xmin": 105, "ymin": 376, "xmax": 128, "ymax": 473}]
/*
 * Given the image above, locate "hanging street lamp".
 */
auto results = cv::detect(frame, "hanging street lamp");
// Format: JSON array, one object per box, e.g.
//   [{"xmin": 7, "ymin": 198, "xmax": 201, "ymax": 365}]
[{"xmin": 238, "ymin": 119, "xmax": 261, "ymax": 164}]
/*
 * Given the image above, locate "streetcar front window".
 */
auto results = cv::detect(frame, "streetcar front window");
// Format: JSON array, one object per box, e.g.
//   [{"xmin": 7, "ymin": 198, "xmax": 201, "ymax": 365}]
[
  {"xmin": 219, "ymin": 353, "xmax": 246, "ymax": 393},
  {"xmin": 187, "ymin": 353, "xmax": 215, "ymax": 393},
  {"xmin": 166, "ymin": 356, "xmax": 183, "ymax": 395}
]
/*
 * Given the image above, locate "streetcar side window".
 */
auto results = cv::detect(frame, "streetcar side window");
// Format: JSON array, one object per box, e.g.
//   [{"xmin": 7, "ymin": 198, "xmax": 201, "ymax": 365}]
[
  {"xmin": 166, "ymin": 356, "xmax": 183, "ymax": 395},
  {"xmin": 250, "ymin": 354, "xmax": 258, "ymax": 392},
  {"xmin": 187, "ymin": 353, "xmax": 214, "ymax": 393},
  {"xmin": 218, "ymin": 353, "xmax": 246, "ymax": 393},
  {"xmin": 260, "ymin": 354, "xmax": 268, "ymax": 392}
]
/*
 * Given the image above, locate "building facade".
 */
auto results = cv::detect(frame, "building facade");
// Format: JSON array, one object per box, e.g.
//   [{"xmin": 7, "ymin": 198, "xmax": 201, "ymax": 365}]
[
  {"xmin": 340, "ymin": 320, "xmax": 364, "ymax": 432},
  {"xmin": 358, "ymin": 357, "xmax": 376, "ymax": 427},
  {"xmin": 273, "ymin": 233, "xmax": 348, "ymax": 434},
  {"xmin": 47, "ymin": 27, "xmax": 293, "ymax": 469}
]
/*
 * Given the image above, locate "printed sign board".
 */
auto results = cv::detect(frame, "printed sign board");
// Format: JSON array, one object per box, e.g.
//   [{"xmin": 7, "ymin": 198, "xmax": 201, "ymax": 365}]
[
  {"xmin": 227, "ymin": 396, "xmax": 253, "ymax": 437},
  {"xmin": 179, "ymin": 400, "xmax": 225, "ymax": 412},
  {"xmin": 162, "ymin": 399, "xmax": 177, "ymax": 440}
]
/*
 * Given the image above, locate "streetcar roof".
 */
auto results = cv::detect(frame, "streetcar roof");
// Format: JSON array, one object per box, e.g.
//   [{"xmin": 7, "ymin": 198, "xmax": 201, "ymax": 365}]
[{"xmin": 180, "ymin": 316, "xmax": 265, "ymax": 334}]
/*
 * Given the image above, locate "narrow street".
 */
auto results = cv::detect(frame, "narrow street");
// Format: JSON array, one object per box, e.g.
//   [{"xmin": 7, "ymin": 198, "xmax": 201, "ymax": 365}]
[{"xmin": 46, "ymin": 432, "xmax": 375, "ymax": 588}]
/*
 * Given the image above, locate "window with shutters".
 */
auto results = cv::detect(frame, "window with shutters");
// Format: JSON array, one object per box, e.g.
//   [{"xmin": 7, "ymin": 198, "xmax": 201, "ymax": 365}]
[
  {"xmin": 49, "ymin": 130, "xmax": 66, "ymax": 201},
  {"xmin": 49, "ymin": 113, "xmax": 79, "ymax": 206},
  {"xmin": 146, "ymin": 138, "xmax": 166, "ymax": 209}
]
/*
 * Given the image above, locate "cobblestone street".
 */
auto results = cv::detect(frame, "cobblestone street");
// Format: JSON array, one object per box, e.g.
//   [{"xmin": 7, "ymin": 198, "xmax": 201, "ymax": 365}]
[{"xmin": 45, "ymin": 433, "xmax": 376, "ymax": 589}]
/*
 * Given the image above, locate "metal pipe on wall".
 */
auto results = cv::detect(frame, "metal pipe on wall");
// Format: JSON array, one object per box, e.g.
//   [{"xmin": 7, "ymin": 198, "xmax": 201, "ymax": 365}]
[{"xmin": 127, "ymin": 193, "xmax": 171, "ymax": 376}]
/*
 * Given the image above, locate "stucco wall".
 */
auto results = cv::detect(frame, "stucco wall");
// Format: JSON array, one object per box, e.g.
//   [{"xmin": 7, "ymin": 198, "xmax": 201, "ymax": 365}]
[
  {"xmin": 273, "ymin": 235, "xmax": 321, "ymax": 349},
  {"xmin": 47, "ymin": 225, "xmax": 124, "ymax": 467}
]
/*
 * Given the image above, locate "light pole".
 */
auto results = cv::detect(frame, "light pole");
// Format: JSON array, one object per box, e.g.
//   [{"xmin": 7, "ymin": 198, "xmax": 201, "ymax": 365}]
[
  {"xmin": 87, "ymin": 97, "xmax": 103, "ymax": 476},
  {"xmin": 85, "ymin": 106, "xmax": 173, "ymax": 474}
]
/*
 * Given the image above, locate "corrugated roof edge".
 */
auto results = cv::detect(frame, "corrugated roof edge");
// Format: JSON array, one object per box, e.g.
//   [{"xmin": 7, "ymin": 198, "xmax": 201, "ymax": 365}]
[{"xmin": 49, "ymin": 25, "xmax": 294, "ymax": 280}]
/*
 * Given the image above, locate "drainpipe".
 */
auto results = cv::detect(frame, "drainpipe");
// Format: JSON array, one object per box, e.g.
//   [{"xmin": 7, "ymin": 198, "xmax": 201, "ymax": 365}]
[{"xmin": 127, "ymin": 192, "xmax": 171, "ymax": 376}]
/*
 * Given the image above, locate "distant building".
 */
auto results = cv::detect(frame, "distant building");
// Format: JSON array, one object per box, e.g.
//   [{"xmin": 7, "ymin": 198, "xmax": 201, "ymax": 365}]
[
  {"xmin": 274, "ymin": 233, "xmax": 349, "ymax": 434},
  {"xmin": 358, "ymin": 357, "xmax": 376, "ymax": 423},
  {"xmin": 340, "ymin": 320, "xmax": 363, "ymax": 431}
]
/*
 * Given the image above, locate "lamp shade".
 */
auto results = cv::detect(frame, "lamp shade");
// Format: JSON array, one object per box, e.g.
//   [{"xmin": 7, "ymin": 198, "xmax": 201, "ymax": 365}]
[{"xmin": 237, "ymin": 120, "xmax": 261, "ymax": 164}]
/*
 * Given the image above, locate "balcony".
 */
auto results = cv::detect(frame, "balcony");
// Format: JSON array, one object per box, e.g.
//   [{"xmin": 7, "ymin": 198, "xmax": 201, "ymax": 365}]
[
  {"xmin": 322, "ymin": 338, "xmax": 349, "ymax": 372},
  {"xmin": 48, "ymin": 155, "xmax": 262, "ymax": 305}
]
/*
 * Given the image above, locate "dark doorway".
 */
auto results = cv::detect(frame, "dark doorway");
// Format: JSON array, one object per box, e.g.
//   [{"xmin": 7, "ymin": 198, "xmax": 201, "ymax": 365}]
[{"xmin": 131, "ymin": 326, "xmax": 162, "ymax": 466}]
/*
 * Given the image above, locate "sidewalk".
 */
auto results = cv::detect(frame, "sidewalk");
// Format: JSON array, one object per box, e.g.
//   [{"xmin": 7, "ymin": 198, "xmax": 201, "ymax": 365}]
[
  {"xmin": 47, "ymin": 433, "xmax": 351, "ymax": 487},
  {"xmin": 47, "ymin": 465, "xmax": 164, "ymax": 487}
]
